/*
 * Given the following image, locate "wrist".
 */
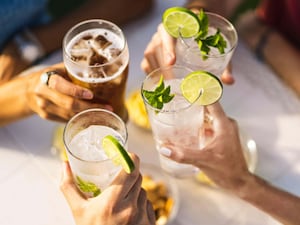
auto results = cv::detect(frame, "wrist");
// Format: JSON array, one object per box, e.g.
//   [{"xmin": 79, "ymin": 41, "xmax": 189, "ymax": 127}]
[
  {"xmin": 254, "ymin": 27, "xmax": 274, "ymax": 62},
  {"xmin": 232, "ymin": 173, "xmax": 264, "ymax": 200},
  {"xmin": 13, "ymin": 29, "xmax": 46, "ymax": 65}
]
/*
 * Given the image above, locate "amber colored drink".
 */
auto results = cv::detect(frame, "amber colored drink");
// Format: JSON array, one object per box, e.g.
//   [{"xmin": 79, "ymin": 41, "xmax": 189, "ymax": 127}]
[{"xmin": 63, "ymin": 19, "xmax": 129, "ymax": 122}]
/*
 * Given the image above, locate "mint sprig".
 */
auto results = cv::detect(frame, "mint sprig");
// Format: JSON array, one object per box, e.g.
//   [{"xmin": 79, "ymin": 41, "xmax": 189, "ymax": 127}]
[
  {"xmin": 194, "ymin": 9, "xmax": 227, "ymax": 59},
  {"xmin": 142, "ymin": 75, "xmax": 174, "ymax": 110}
]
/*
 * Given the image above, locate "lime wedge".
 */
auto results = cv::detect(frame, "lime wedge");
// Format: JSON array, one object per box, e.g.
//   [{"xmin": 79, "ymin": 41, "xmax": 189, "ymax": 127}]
[
  {"xmin": 162, "ymin": 7, "xmax": 200, "ymax": 38},
  {"xmin": 181, "ymin": 71, "xmax": 223, "ymax": 105},
  {"xmin": 102, "ymin": 135, "xmax": 135, "ymax": 173}
]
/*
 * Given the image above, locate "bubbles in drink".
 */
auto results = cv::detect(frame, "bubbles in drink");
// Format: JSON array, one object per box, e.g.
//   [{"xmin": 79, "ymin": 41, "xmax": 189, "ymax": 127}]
[
  {"xmin": 69, "ymin": 125, "xmax": 124, "ymax": 161},
  {"xmin": 176, "ymin": 27, "xmax": 233, "ymax": 75}
]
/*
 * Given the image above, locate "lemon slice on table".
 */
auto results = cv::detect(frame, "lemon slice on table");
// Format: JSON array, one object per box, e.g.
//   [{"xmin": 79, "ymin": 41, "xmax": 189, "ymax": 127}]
[
  {"xmin": 126, "ymin": 90, "xmax": 151, "ymax": 130},
  {"xmin": 162, "ymin": 7, "xmax": 200, "ymax": 38},
  {"xmin": 181, "ymin": 71, "xmax": 223, "ymax": 105},
  {"xmin": 102, "ymin": 135, "xmax": 135, "ymax": 173}
]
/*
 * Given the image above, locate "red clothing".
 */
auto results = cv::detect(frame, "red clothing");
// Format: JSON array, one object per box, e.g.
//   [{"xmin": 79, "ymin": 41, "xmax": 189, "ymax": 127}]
[{"xmin": 256, "ymin": 0, "xmax": 300, "ymax": 47}]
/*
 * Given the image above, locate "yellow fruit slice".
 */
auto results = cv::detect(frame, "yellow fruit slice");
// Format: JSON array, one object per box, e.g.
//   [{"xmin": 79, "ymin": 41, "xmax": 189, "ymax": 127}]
[
  {"xmin": 162, "ymin": 7, "xmax": 200, "ymax": 38},
  {"xmin": 102, "ymin": 135, "xmax": 135, "ymax": 173},
  {"xmin": 181, "ymin": 71, "xmax": 223, "ymax": 105}
]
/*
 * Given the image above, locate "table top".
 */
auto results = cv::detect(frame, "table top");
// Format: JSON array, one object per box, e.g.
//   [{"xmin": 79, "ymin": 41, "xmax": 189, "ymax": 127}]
[{"xmin": 1, "ymin": 1, "xmax": 300, "ymax": 225}]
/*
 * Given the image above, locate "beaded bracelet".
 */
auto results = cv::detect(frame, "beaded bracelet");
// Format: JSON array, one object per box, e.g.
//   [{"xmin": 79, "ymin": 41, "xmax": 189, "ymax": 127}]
[
  {"xmin": 255, "ymin": 27, "xmax": 273, "ymax": 62},
  {"xmin": 13, "ymin": 29, "xmax": 45, "ymax": 64}
]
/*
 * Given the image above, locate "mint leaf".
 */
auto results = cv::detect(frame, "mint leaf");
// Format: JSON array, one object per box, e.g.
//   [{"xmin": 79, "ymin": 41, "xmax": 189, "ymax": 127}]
[
  {"xmin": 197, "ymin": 10, "xmax": 208, "ymax": 38},
  {"xmin": 142, "ymin": 75, "xmax": 174, "ymax": 111},
  {"xmin": 194, "ymin": 9, "xmax": 228, "ymax": 59},
  {"xmin": 154, "ymin": 75, "xmax": 165, "ymax": 92}
]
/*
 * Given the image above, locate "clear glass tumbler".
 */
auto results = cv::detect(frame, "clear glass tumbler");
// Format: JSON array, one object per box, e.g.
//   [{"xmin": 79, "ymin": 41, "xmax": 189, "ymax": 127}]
[
  {"xmin": 63, "ymin": 19, "xmax": 129, "ymax": 122},
  {"xmin": 141, "ymin": 65, "xmax": 204, "ymax": 178},
  {"xmin": 175, "ymin": 12, "xmax": 238, "ymax": 77},
  {"xmin": 63, "ymin": 108, "xmax": 128, "ymax": 197}
]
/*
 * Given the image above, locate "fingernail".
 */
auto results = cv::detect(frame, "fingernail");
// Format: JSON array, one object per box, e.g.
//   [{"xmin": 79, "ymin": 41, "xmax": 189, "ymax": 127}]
[
  {"xmin": 83, "ymin": 90, "xmax": 93, "ymax": 99},
  {"xmin": 159, "ymin": 147, "xmax": 172, "ymax": 157},
  {"xmin": 166, "ymin": 53, "xmax": 174, "ymax": 64}
]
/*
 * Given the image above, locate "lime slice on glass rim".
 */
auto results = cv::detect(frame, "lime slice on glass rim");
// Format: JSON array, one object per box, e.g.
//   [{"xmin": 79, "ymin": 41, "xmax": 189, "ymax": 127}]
[
  {"xmin": 162, "ymin": 6, "xmax": 200, "ymax": 38},
  {"xmin": 181, "ymin": 71, "xmax": 223, "ymax": 105},
  {"xmin": 102, "ymin": 135, "xmax": 135, "ymax": 174}
]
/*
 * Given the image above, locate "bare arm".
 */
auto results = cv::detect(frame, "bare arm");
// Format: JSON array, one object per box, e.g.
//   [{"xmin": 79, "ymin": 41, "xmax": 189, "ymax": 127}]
[
  {"xmin": 237, "ymin": 12, "xmax": 300, "ymax": 97},
  {"xmin": 0, "ymin": 0, "xmax": 153, "ymax": 81},
  {"xmin": 235, "ymin": 174, "xmax": 300, "ymax": 225},
  {"xmin": 161, "ymin": 102, "xmax": 300, "ymax": 225},
  {"xmin": 0, "ymin": 74, "xmax": 34, "ymax": 125},
  {"xmin": 0, "ymin": 63, "xmax": 109, "ymax": 126}
]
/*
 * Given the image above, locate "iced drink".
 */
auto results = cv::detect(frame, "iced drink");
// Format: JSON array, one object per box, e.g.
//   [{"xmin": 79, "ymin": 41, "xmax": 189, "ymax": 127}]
[
  {"xmin": 141, "ymin": 65, "xmax": 205, "ymax": 177},
  {"xmin": 63, "ymin": 20, "xmax": 129, "ymax": 122},
  {"xmin": 176, "ymin": 12, "xmax": 238, "ymax": 76},
  {"xmin": 63, "ymin": 108, "xmax": 128, "ymax": 197}
]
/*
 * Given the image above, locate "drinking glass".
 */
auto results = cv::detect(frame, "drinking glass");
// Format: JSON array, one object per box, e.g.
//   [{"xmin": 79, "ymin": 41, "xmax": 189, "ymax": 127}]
[
  {"xmin": 63, "ymin": 19, "xmax": 129, "ymax": 122},
  {"xmin": 141, "ymin": 65, "xmax": 205, "ymax": 178},
  {"xmin": 63, "ymin": 108, "xmax": 128, "ymax": 197},
  {"xmin": 175, "ymin": 12, "xmax": 238, "ymax": 76},
  {"xmin": 176, "ymin": 12, "xmax": 238, "ymax": 140}
]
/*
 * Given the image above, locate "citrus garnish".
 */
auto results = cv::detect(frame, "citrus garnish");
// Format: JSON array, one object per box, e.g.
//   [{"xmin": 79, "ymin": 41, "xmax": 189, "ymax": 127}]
[
  {"xmin": 126, "ymin": 90, "xmax": 151, "ymax": 129},
  {"xmin": 76, "ymin": 176, "xmax": 101, "ymax": 197},
  {"xmin": 195, "ymin": 171, "xmax": 215, "ymax": 186},
  {"xmin": 162, "ymin": 7, "xmax": 227, "ymax": 57},
  {"xmin": 162, "ymin": 6, "xmax": 200, "ymax": 38},
  {"xmin": 102, "ymin": 135, "xmax": 135, "ymax": 173},
  {"xmin": 180, "ymin": 71, "xmax": 223, "ymax": 105}
]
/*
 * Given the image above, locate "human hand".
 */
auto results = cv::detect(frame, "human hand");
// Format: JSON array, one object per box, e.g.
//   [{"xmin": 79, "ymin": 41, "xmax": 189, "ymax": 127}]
[
  {"xmin": 141, "ymin": 23, "xmax": 177, "ymax": 74},
  {"xmin": 60, "ymin": 154, "xmax": 156, "ymax": 225},
  {"xmin": 26, "ymin": 62, "xmax": 112, "ymax": 122},
  {"xmin": 141, "ymin": 23, "xmax": 235, "ymax": 84},
  {"xmin": 160, "ymin": 102, "xmax": 250, "ymax": 192}
]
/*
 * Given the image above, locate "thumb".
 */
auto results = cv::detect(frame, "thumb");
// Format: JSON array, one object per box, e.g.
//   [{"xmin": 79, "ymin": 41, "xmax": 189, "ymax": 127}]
[
  {"xmin": 60, "ymin": 161, "xmax": 85, "ymax": 208},
  {"xmin": 206, "ymin": 102, "xmax": 226, "ymax": 120},
  {"xmin": 158, "ymin": 24, "xmax": 176, "ymax": 65}
]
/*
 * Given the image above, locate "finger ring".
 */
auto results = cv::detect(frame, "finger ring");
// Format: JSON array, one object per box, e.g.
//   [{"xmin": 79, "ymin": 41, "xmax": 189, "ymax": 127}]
[{"xmin": 40, "ymin": 71, "xmax": 56, "ymax": 86}]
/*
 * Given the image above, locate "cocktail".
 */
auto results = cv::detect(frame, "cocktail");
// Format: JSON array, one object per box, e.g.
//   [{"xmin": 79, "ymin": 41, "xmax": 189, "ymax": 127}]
[
  {"xmin": 175, "ymin": 11, "xmax": 238, "ymax": 76},
  {"xmin": 63, "ymin": 108, "xmax": 134, "ymax": 197},
  {"xmin": 174, "ymin": 10, "xmax": 238, "ymax": 77},
  {"xmin": 163, "ymin": 7, "xmax": 237, "ymax": 137},
  {"xmin": 63, "ymin": 19, "xmax": 129, "ymax": 122},
  {"xmin": 141, "ymin": 65, "xmax": 222, "ymax": 177}
]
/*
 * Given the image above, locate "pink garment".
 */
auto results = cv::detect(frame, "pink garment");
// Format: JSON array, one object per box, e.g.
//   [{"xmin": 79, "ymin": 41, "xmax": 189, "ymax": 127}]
[{"xmin": 256, "ymin": 0, "xmax": 300, "ymax": 47}]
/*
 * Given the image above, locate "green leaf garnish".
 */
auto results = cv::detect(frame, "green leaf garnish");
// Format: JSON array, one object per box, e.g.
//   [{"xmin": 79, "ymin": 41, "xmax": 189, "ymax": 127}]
[
  {"xmin": 142, "ymin": 75, "xmax": 174, "ymax": 111},
  {"xmin": 194, "ymin": 9, "xmax": 227, "ymax": 59},
  {"xmin": 76, "ymin": 176, "xmax": 101, "ymax": 197}
]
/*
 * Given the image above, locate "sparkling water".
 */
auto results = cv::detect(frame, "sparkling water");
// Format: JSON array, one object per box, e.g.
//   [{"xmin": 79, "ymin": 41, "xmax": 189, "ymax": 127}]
[
  {"xmin": 67, "ymin": 125, "xmax": 125, "ymax": 195},
  {"xmin": 176, "ymin": 27, "xmax": 234, "ymax": 76},
  {"xmin": 147, "ymin": 79, "xmax": 204, "ymax": 177}
]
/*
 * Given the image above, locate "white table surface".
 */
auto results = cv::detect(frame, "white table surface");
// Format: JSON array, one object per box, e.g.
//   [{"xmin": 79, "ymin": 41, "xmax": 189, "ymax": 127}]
[{"xmin": 1, "ymin": 0, "xmax": 300, "ymax": 225}]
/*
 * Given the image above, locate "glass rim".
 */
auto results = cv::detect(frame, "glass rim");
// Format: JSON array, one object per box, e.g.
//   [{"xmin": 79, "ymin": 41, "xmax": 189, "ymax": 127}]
[
  {"xmin": 178, "ymin": 12, "xmax": 238, "ymax": 58},
  {"xmin": 141, "ymin": 65, "xmax": 202, "ymax": 114},
  {"xmin": 63, "ymin": 108, "xmax": 128, "ymax": 163},
  {"xmin": 63, "ymin": 19, "xmax": 128, "ymax": 69}
]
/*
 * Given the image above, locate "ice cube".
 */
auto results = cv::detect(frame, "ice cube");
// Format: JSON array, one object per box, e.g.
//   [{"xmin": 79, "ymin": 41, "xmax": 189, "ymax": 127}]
[{"xmin": 89, "ymin": 48, "xmax": 108, "ymax": 66}]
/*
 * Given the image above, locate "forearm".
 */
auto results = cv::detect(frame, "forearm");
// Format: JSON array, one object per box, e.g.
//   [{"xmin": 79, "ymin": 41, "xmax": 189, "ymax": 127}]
[
  {"xmin": 238, "ymin": 14, "xmax": 300, "ymax": 97},
  {"xmin": 261, "ymin": 32, "xmax": 300, "ymax": 96},
  {"xmin": 0, "ymin": 76, "xmax": 33, "ymax": 126},
  {"xmin": 234, "ymin": 174, "xmax": 300, "ymax": 225}
]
